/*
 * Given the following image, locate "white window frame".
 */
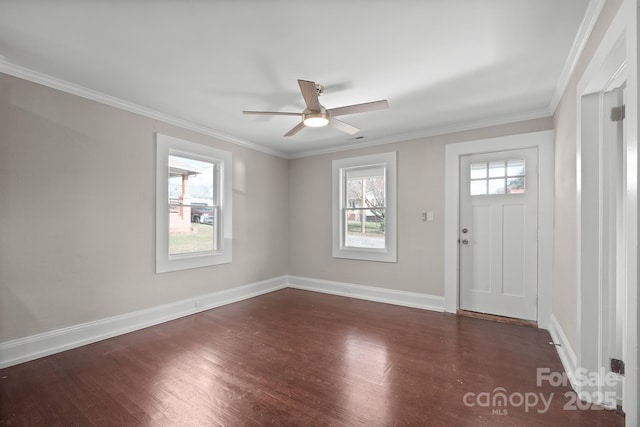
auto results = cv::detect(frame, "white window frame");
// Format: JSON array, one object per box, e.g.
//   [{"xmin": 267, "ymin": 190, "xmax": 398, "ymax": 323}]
[
  {"xmin": 156, "ymin": 133, "xmax": 232, "ymax": 273},
  {"xmin": 332, "ymin": 152, "xmax": 397, "ymax": 263}
]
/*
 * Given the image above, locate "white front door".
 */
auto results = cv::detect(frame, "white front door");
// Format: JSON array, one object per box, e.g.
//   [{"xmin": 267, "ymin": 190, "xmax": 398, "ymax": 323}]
[{"xmin": 459, "ymin": 148, "xmax": 539, "ymax": 321}]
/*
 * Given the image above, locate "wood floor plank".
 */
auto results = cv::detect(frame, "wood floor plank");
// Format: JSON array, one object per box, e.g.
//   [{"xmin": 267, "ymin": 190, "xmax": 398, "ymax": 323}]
[{"xmin": 0, "ymin": 289, "xmax": 625, "ymax": 426}]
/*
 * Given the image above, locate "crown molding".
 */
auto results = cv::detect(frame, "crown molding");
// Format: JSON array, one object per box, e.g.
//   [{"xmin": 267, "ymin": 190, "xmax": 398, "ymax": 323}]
[
  {"xmin": 1, "ymin": 57, "xmax": 558, "ymax": 161},
  {"xmin": 288, "ymin": 108, "xmax": 552, "ymax": 159},
  {"xmin": 548, "ymin": 0, "xmax": 607, "ymax": 113},
  {"xmin": 0, "ymin": 61, "xmax": 289, "ymax": 159}
]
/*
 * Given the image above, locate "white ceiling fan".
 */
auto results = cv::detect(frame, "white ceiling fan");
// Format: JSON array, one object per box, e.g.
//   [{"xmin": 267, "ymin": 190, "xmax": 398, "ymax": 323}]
[{"xmin": 243, "ymin": 79, "xmax": 389, "ymax": 137}]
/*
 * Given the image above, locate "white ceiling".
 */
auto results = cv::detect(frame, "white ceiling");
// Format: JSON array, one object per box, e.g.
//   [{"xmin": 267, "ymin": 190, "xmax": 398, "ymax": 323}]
[{"xmin": 0, "ymin": 0, "xmax": 594, "ymax": 157}]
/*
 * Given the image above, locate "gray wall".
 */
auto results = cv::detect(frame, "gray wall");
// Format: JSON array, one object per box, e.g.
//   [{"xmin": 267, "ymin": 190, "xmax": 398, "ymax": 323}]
[
  {"xmin": 288, "ymin": 118, "xmax": 553, "ymax": 295},
  {"xmin": 0, "ymin": 74, "xmax": 289, "ymax": 342}
]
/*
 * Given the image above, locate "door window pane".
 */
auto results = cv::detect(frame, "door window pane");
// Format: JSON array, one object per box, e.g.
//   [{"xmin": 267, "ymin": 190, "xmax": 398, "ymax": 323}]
[
  {"xmin": 488, "ymin": 178, "xmax": 506, "ymax": 194},
  {"xmin": 507, "ymin": 159, "xmax": 525, "ymax": 176},
  {"xmin": 470, "ymin": 162, "xmax": 487, "ymax": 179},
  {"xmin": 470, "ymin": 180, "xmax": 487, "ymax": 196},
  {"xmin": 489, "ymin": 161, "xmax": 505, "ymax": 178},
  {"xmin": 507, "ymin": 177, "xmax": 526, "ymax": 194}
]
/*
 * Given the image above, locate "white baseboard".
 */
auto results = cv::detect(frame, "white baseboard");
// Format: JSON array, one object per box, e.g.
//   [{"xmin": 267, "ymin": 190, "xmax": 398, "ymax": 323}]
[
  {"xmin": 548, "ymin": 313, "xmax": 579, "ymax": 389},
  {"xmin": 0, "ymin": 276, "xmax": 288, "ymax": 369},
  {"xmin": 0, "ymin": 275, "xmax": 445, "ymax": 369},
  {"xmin": 286, "ymin": 276, "xmax": 445, "ymax": 312},
  {"xmin": 547, "ymin": 314, "xmax": 623, "ymax": 409}
]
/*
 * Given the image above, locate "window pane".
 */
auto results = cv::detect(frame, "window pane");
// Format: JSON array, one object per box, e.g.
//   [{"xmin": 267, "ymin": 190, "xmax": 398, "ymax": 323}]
[
  {"xmin": 190, "ymin": 205, "xmax": 214, "ymax": 224},
  {"xmin": 488, "ymin": 178, "xmax": 506, "ymax": 194},
  {"xmin": 470, "ymin": 180, "xmax": 487, "ymax": 195},
  {"xmin": 507, "ymin": 177, "xmax": 526, "ymax": 193},
  {"xmin": 346, "ymin": 177, "xmax": 363, "ymax": 208},
  {"xmin": 168, "ymin": 155, "xmax": 216, "ymax": 256},
  {"xmin": 345, "ymin": 209, "xmax": 385, "ymax": 249},
  {"xmin": 169, "ymin": 208, "xmax": 215, "ymax": 255},
  {"xmin": 364, "ymin": 176, "xmax": 385, "ymax": 207},
  {"xmin": 346, "ymin": 166, "xmax": 385, "ymax": 209},
  {"xmin": 507, "ymin": 159, "xmax": 525, "ymax": 176},
  {"xmin": 489, "ymin": 161, "xmax": 505, "ymax": 178},
  {"xmin": 168, "ymin": 155, "xmax": 216, "ymax": 204},
  {"xmin": 470, "ymin": 163, "xmax": 487, "ymax": 179}
]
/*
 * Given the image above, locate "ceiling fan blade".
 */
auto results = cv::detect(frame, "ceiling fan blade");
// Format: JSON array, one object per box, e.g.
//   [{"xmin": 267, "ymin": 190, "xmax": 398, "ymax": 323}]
[
  {"xmin": 284, "ymin": 121, "xmax": 306, "ymax": 137},
  {"xmin": 298, "ymin": 79, "xmax": 322, "ymax": 111},
  {"xmin": 243, "ymin": 111, "xmax": 301, "ymax": 116},
  {"xmin": 329, "ymin": 118, "xmax": 360, "ymax": 135},
  {"xmin": 327, "ymin": 100, "xmax": 389, "ymax": 117}
]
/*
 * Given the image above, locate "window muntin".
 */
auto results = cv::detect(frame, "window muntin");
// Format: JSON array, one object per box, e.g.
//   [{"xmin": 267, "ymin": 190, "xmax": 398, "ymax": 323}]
[
  {"xmin": 332, "ymin": 152, "xmax": 397, "ymax": 263},
  {"xmin": 156, "ymin": 134, "xmax": 232, "ymax": 273},
  {"xmin": 470, "ymin": 159, "xmax": 526, "ymax": 196}
]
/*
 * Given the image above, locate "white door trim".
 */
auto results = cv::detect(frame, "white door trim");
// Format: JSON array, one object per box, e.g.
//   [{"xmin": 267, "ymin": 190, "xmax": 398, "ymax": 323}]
[
  {"xmin": 575, "ymin": 0, "xmax": 638, "ymax": 421},
  {"xmin": 444, "ymin": 130, "xmax": 554, "ymax": 328}
]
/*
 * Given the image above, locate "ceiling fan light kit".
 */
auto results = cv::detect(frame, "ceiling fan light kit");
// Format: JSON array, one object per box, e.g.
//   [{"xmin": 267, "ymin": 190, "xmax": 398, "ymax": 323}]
[
  {"xmin": 243, "ymin": 79, "xmax": 388, "ymax": 137},
  {"xmin": 303, "ymin": 113, "xmax": 329, "ymax": 127}
]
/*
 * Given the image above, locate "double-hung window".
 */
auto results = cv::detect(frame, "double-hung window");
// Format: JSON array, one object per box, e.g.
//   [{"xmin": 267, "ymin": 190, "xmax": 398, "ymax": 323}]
[
  {"xmin": 156, "ymin": 133, "xmax": 232, "ymax": 273},
  {"xmin": 332, "ymin": 152, "xmax": 397, "ymax": 262}
]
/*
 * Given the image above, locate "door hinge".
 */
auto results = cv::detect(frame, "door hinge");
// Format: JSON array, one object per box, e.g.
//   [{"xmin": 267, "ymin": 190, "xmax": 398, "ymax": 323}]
[
  {"xmin": 611, "ymin": 358, "xmax": 625, "ymax": 375},
  {"xmin": 611, "ymin": 105, "xmax": 626, "ymax": 122}
]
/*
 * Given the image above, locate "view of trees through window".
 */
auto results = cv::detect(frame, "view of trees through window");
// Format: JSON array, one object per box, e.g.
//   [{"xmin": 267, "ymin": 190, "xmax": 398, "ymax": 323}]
[{"xmin": 344, "ymin": 165, "xmax": 386, "ymax": 249}]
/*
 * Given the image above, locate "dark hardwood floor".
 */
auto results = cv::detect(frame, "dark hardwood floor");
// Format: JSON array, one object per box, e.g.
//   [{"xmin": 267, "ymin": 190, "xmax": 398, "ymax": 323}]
[{"xmin": 0, "ymin": 289, "xmax": 624, "ymax": 426}]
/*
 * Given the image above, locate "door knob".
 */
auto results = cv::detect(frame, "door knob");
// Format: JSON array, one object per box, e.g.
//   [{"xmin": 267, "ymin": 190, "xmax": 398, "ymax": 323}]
[
  {"xmin": 461, "ymin": 239, "xmax": 469, "ymax": 245},
  {"xmin": 462, "ymin": 228, "xmax": 468, "ymax": 233}
]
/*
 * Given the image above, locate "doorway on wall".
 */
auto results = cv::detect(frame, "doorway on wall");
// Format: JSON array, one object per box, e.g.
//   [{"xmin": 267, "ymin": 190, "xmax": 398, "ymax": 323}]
[
  {"xmin": 444, "ymin": 130, "xmax": 554, "ymax": 329},
  {"xmin": 579, "ymin": 67, "xmax": 627, "ymax": 410},
  {"xmin": 458, "ymin": 148, "xmax": 539, "ymax": 322}
]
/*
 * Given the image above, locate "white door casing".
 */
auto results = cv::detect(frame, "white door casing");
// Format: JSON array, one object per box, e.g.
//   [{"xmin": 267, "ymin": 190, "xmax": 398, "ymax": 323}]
[
  {"xmin": 578, "ymin": 29, "xmax": 631, "ymax": 410},
  {"xmin": 444, "ymin": 130, "xmax": 554, "ymax": 329},
  {"xmin": 602, "ymin": 85, "xmax": 626, "ymax": 404},
  {"xmin": 459, "ymin": 148, "xmax": 539, "ymax": 321}
]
